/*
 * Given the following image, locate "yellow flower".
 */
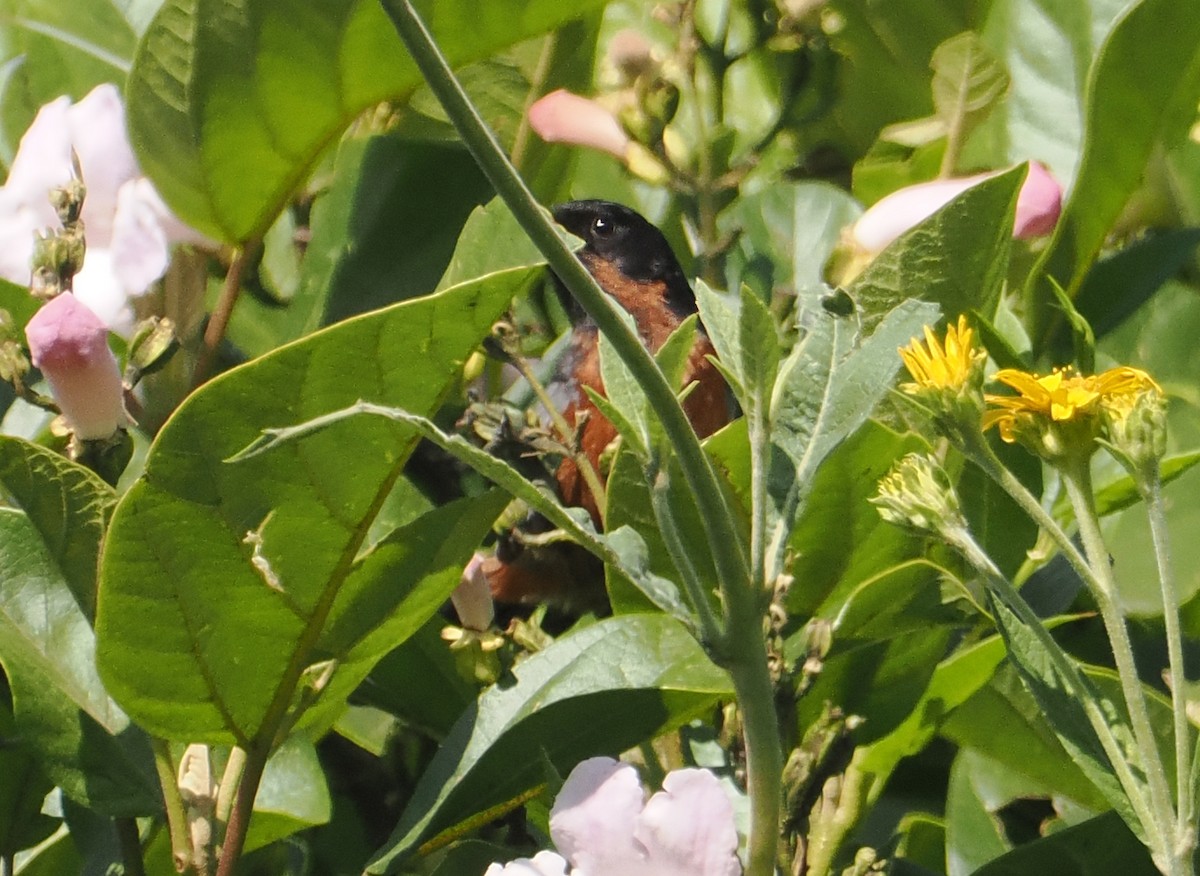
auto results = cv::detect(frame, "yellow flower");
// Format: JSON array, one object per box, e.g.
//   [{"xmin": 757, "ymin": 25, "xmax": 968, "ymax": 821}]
[
  {"xmin": 983, "ymin": 365, "xmax": 1160, "ymax": 445},
  {"xmin": 899, "ymin": 314, "xmax": 982, "ymax": 392}
]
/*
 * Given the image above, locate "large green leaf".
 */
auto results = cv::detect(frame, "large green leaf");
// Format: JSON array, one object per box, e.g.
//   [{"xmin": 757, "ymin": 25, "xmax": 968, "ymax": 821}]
[
  {"xmin": 847, "ymin": 165, "xmax": 1023, "ymax": 331},
  {"xmin": 0, "ymin": 700, "xmax": 56, "ymax": 861},
  {"xmin": 0, "ymin": 438, "xmax": 158, "ymax": 816},
  {"xmin": 126, "ymin": 0, "xmax": 610, "ymax": 243},
  {"xmin": 96, "ymin": 256, "xmax": 531, "ymax": 744},
  {"xmin": 0, "ymin": 0, "xmax": 150, "ymax": 160},
  {"xmin": 975, "ymin": 0, "xmax": 1130, "ymax": 186},
  {"xmin": 970, "ymin": 810, "xmax": 1158, "ymax": 876},
  {"xmin": 1049, "ymin": 0, "xmax": 1200, "ymax": 293},
  {"xmin": 364, "ymin": 613, "xmax": 733, "ymax": 873}
]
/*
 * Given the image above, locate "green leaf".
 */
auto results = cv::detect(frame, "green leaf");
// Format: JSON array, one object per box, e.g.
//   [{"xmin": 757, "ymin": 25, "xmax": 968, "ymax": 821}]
[
  {"xmin": 364, "ymin": 613, "xmax": 733, "ymax": 873},
  {"xmin": 975, "ymin": 0, "xmax": 1129, "ymax": 186},
  {"xmin": 719, "ymin": 182, "xmax": 862, "ymax": 306},
  {"xmin": 970, "ymin": 810, "xmax": 1158, "ymax": 876},
  {"xmin": 945, "ymin": 748, "xmax": 1017, "ymax": 875},
  {"xmin": 238, "ymin": 401, "xmax": 695, "ymax": 627},
  {"xmin": 243, "ymin": 736, "xmax": 332, "ymax": 852},
  {"xmin": 230, "ymin": 137, "xmax": 492, "ymax": 355},
  {"xmin": 0, "ymin": 701, "xmax": 57, "ymax": 860},
  {"xmin": 126, "ymin": 0, "xmax": 611, "ymax": 242},
  {"xmin": 985, "ymin": 591, "xmax": 1141, "ymax": 837},
  {"xmin": 1052, "ymin": 0, "xmax": 1200, "ymax": 291},
  {"xmin": 942, "ymin": 664, "xmax": 1112, "ymax": 812},
  {"xmin": 0, "ymin": 0, "xmax": 145, "ymax": 159},
  {"xmin": 0, "ymin": 438, "xmax": 158, "ymax": 816},
  {"xmin": 766, "ymin": 299, "xmax": 940, "ymax": 573},
  {"xmin": 929, "ymin": 31, "xmax": 1009, "ymax": 158},
  {"xmin": 96, "ymin": 266, "xmax": 526, "ymax": 745},
  {"xmin": 848, "ymin": 166, "xmax": 1024, "ymax": 332}
]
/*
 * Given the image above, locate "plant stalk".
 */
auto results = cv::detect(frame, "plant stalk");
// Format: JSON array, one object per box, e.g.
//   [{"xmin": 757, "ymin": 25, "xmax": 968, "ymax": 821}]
[
  {"xmin": 214, "ymin": 746, "xmax": 268, "ymax": 876},
  {"xmin": 1143, "ymin": 470, "xmax": 1194, "ymax": 847},
  {"xmin": 151, "ymin": 737, "xmax": 194, "ymax": 874},
  {"xmin": 1061, "ymin": 461, "xmax": 1179, "ymax": 867}
]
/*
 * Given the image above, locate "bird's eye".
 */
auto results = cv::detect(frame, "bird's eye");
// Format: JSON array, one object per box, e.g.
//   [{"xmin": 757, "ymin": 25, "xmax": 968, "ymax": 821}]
[{"xmin": 591, "ymin": 216, "xmax": 615, "ymax": 238}]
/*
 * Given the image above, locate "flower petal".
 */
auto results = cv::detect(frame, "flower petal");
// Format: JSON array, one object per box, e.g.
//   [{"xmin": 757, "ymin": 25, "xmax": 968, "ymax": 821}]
[
  {"xmin": 636, "ymin": 768, "xmax": 741, "ymax": 876},
  {"xmin": 452, "ymin": 553, "xmax": 496, "ymax": 632},
  {"xmin": 550, "ymin": 757, "xmax": 646, "ymax": 873},
  {"xmin": 484, "ymin": 851, "xmax": 571, "ymax": 876},
  {"xmin": 25, "ymin": 293, "xmax": 127, "ymax": 439},
  {"xmin": 67, "ymin": 84, "xmax": 141, "ymax": 248},
  {"xmin": 528, "ymin": 90, "xmax": 631, "ymax": 159},
  {"xmin": 1013, "ymin": 162, "xmax": 1062, "ymax": 239}
]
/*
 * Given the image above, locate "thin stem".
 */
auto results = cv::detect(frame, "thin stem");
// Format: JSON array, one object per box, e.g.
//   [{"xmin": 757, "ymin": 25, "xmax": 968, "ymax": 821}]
[
  {"xmin": 747, "ymin": 390, "xmax": 769, "ymax": 597},
  {"xmin": 194, "ymin": 243, "xmax": 256, "ymax": 387},
  {"xmin": 214, "ymin": 747, "xmax": 268, "ymax": 876},
  {"xmin": 948, "ymin": 522, "xmax": 1167, "ymax": 857},
  {"xmin": 115, "ymin": 817, "xmax": 148, "ymax": 876},
  {"xmin": 1062, "ymin": 458, "xmax": 1180, "ymax": 874},
  {"xmin": 151, "ymin": 737, "xmax": 193, "ymax": 874},
  {"xmin": 1144, "ymin": 470, "xmax": 1194, "ymax": 843},
  {"xmin": 2, "ymin": 852, "xmax": 12, "ymax": 876}
]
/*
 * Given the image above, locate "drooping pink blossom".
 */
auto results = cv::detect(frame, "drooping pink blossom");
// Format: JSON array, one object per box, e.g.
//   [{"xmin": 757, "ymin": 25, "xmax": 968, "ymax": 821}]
[
  {"xmin": 488, "ymin": 757, "xmax": 742, "ymax": 876},
  {"xmin": 0, "ymin": 84, "xmax": 211, "ymax": 333},
  {"xmin": 24, "ymin": 293, "xmax": 127, "ymax": 440},
  {"xmin": 851, "ymin": 162, "xmax": 1062, "ymax": 254},
  {"xmin": 528, "ymin": 90, "xmax": 631, "ymax": 160}
]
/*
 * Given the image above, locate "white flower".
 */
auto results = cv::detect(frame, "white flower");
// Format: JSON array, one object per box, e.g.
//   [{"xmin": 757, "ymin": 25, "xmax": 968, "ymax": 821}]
[
  {"xmin": 489, "ymin": 757, "xmax": 742, "ymax": 876},
  {"xmin": 452, "ymin": 553, "xmax": 496, "ymax": 632},
  {"xmin": 484, "ymin": 851, "xmax": 570, "ymax": 876},
  {"xmin": 0, "ymin": 84, "xmax": 210, "ymax": 334},
  {"xmin": 24, "ymin": 293, "xmax": 128, "ymax": 439}
]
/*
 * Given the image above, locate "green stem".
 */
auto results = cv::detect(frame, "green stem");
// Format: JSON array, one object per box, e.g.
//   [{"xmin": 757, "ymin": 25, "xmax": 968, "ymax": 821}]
[
  {"xmin": 376, "ymin": 0, "xmax": 749, "ymax": 598},
  {"xmin": 1061, "ymin": 458, "xmax": 1180, "ymax": 874},
  {"xmin": 726, "ymin": 607, "xmax": 784, "ymax": 876},
  {"xmin": 151, "ymin": 737, "xmax": 193, "ymax": 874},
  {"xmin": 1143, "ymin": 469, "xmax": 1194, "ymax": 845},
  {"xmin": 947, "ymin": 521, "xmax": 1167, "ymax": 857},
  {"xmin": 378, "ymin": 3, "xmax": 782, "ymax": 869}
]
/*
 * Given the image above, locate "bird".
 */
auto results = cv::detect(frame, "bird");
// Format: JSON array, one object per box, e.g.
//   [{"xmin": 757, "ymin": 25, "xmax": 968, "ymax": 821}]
[{"xmin": 477, "ymin": 199, "xmax": 732, "ymax": 613}]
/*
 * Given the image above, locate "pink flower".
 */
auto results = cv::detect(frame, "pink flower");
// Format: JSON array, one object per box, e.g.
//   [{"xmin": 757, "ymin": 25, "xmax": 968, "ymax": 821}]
[
  {"xmin": 528, "ymin": 90, "xmax": 631, "ymax": 160},
  {"xmin": 24, "ymin": 293, "xmax": 127, "ymax": 439},
  {"xmin": 488, "ymin": 757, "xmax": 742, "ymax": 876},
  {"xmin": 851, "ymin": 162, "xmax": 1062, "ymax": 254},
  {"xmin": 452, "ymin": 553, "xmax": 496, "ymax": 632},
  {"xmin": 0, "ymin": 84, "xmax": 210, "ymax": 333}
]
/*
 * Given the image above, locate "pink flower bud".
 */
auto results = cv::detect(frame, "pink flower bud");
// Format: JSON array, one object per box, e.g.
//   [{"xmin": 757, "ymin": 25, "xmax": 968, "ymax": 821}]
[
  {"xmin": 452, "ymin": 553, "xmax": 496, "ymax": 632},
  {"xmin": 25, "ymin": 293, "xmax": 127, "ymax": 439},
  {"xmin": 528, "ymin": 89, "xmax": 631, "ymax": 160},
  {"xmin": 852, "ymin": 162, "xmax": 1062, "ymax": 254}
]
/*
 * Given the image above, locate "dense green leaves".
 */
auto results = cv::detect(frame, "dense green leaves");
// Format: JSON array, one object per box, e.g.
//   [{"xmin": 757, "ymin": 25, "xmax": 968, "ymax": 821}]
[
  {"xmin": 365, "ymin": 613, "xmax": 733, "ymax": 873},
  {"xmin": 96, "ymin": 242, "xmax": 534, "ymax": 743},
  {"xmin": 126, "ymin": 0, "xmax": 610, "ymax": 242}
]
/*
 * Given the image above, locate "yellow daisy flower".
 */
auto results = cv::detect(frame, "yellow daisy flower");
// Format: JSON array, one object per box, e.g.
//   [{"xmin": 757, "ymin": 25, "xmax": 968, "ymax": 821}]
[
  {"xmin": 983, "ymin": 365, "xmax": 1160, "ymax": 446},
  {"xmin": 899, "ymin": 314, "xmax": 982, "ymax": 392}
]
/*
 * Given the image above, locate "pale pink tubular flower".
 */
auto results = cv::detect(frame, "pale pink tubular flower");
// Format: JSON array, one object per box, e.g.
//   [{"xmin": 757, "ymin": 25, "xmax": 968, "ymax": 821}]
[
  {"xmin": 488, "ymin": 757, "xmax": 742, "ymax": 876},
  {"xmin": 0, "ymin": 84, "xmax": 211, "ymax": 333},
  {"xmin": 528, "ymin": 89, "xmax": 631, "ymax": 160},
  {"xmin": 25, "ymin": 293, "xmax": 128, "ymax": 439},
  {"xmin": 452, "ymin": 553, "xmax": 496, "ymax": 632},
  {"xmin": 851, "ymin": 162, "xmax": 1062, "ymax": 254}
]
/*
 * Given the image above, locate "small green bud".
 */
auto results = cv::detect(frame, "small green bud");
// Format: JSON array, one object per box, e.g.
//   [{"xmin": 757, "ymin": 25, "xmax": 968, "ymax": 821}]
[
  {"xmin": 872, "ymin": 453, "xmax": 966, "ymax": 538},
  {"xmin": 125, "ymin": 316, "xmax": 180, "ymax": 387}
]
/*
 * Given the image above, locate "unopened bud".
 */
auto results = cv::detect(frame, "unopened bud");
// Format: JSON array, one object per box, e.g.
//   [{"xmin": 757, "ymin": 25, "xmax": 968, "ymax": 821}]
[{"xmin": 872, "ymin": 453, "xmax": 966, "ymax": 537}]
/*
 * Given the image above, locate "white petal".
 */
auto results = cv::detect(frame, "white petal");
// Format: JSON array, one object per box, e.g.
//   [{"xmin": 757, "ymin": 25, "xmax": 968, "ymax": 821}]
[
  {"xmin": 73, "ymin": 248, "xmax": 135, "ymax": 335},
  {"xmin": 484, "ymin": 851, "xmax": 571, "ymax": 876},
  {"xmin": 636, "ymin": 769, "xmax": 741, "ymax": 876},
  {"xmin": 851, "ymin": 175, "xmax": 986, "ymax": 253},
  {"xmin": 4, "ymin": 96, "xmax": 74, "ymax": 208},
  {"xmin": 68, "ymin": 83, "xmax": 140, "ymax": 247},
  {"xmin": 111, "ymin": 179, "xmax": 171, "ymax": 297},
  {"xmin": 452, "ymin": 553, "xmax": 496, "ymax": 631},
  {"xmin": 550, "ymin": 758, "xmax": 647, "ymax": 873}
]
